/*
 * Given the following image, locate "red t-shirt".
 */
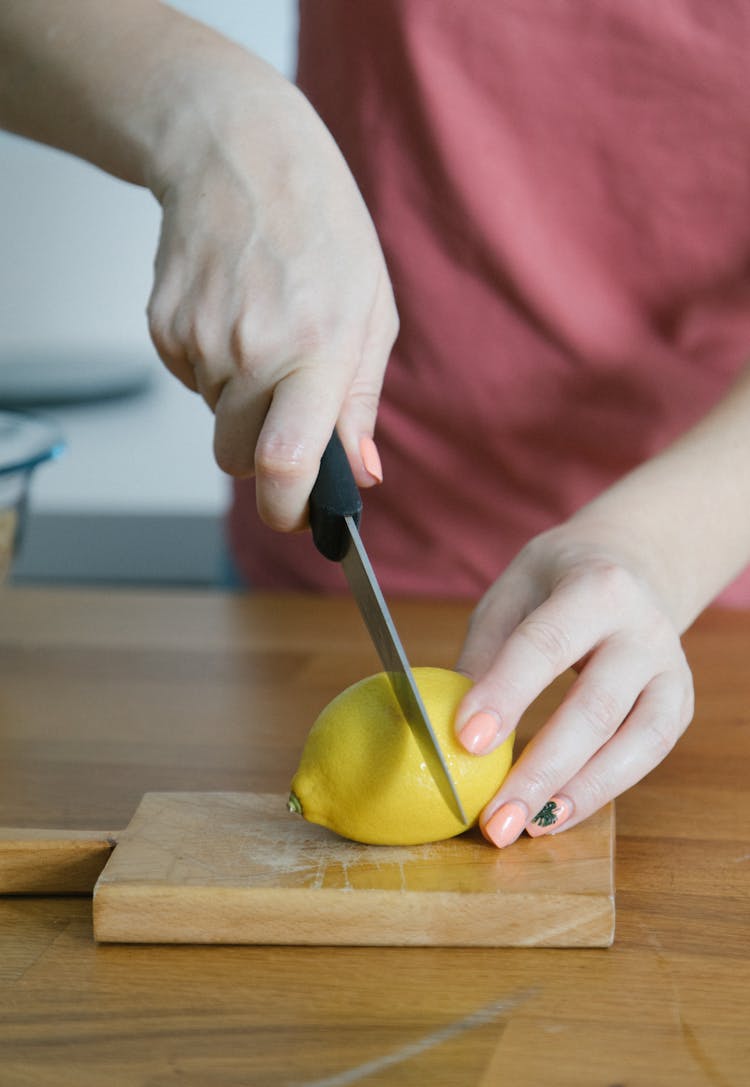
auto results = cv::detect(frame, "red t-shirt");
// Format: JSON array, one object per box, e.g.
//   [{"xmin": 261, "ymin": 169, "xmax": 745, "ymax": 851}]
[{"xmin": 230, "ymin": 0, "xmax": 750, "ymax": 605}]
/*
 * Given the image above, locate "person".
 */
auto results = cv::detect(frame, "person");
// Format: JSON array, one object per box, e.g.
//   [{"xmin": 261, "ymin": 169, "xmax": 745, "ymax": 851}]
[{"xmin": 2, "ymin": 1, "xmax": 749, "ymax": 849}]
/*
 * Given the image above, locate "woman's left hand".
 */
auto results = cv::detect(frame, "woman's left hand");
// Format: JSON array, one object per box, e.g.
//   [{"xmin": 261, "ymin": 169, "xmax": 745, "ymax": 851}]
[{"xmin": 453, "ymin": 522, "xmax": 695, "ymax": 847}]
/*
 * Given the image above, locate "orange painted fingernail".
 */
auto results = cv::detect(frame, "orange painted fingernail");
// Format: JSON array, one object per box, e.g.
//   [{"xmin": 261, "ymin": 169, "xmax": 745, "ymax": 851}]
[
  {"xmin": 483, "ymin": 802, "xmax": 527, "ymax": 849},
  {"xmin": 526, "ymin": 796, "xmax": 573, "ymax": 838},
  {"xmin": 458, "ymin": 710, "xmax": 500, "ymax": 755},
  {"xmin": 359, "ymin": 436, "xmax": 383, "ymax": 483}
]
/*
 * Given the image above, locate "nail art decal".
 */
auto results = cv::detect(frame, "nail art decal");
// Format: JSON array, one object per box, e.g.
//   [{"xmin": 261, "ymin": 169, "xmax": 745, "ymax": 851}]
[
  {"xmin": 526, "ymin": 796, "xmax": 572, "ymax": 838},
  {"xmin": 532, "ymin": 800, "xmax": 560, "ymax": 828}
]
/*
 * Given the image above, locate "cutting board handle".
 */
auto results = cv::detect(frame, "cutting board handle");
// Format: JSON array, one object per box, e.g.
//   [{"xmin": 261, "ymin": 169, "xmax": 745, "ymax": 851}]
[{"xmin": 0, "ymin": 828, "xmax": 120, "ymax": 894}]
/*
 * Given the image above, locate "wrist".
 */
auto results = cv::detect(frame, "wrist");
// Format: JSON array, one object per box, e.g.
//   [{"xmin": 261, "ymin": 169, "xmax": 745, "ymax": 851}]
[{"xmin": 143, "ymin": 43, "xmax": 298, "ymax": 202}]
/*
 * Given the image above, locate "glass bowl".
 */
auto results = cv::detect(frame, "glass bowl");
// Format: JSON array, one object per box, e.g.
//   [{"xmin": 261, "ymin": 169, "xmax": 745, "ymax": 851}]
[{"xmin": 0, "ymin": 409, "xmax": 65, "ymax": 581}]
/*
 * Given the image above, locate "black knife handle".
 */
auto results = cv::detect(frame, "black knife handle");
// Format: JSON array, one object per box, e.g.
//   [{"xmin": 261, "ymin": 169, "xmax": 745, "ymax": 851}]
[{"xmin": 309, "ymin": 430, "xmax": 363, "ymax": 561}]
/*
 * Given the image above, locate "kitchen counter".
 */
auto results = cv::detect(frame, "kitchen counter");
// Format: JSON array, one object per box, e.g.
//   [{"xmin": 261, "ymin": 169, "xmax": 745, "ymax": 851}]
[{"xmin": 0, "ymin": 587, "xmax": 747, "ymax": 1083}]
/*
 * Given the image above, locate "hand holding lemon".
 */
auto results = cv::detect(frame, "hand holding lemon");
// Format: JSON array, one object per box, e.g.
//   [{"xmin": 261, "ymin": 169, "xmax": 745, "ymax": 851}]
[{"xmin": 288, "ymin": 667, "xmax": 514, "ymax": 845}]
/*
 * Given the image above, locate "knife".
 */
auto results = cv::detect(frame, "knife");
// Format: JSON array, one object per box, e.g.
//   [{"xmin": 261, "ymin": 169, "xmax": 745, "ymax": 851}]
[{"xmin": 309, "ymin": 430, "xmax": 467, "ymax": 826}]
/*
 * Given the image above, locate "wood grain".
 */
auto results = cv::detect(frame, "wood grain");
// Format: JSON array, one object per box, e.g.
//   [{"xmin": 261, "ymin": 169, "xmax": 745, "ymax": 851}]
[
  {"xmin": 92, "ymin": 792, "xmax": 615, "ymax": 946},
  {"xmin": 0, "ymin": 587, "xmax": 748, "ymax": 1084}
]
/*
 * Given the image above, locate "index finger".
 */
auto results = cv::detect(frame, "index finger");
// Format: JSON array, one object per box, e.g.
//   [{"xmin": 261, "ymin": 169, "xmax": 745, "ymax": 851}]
[
  {"xmin": 455, "ymin": 575, "xmax": 623, "ymax": 753},
  {"xmin": 218, "ymin": 361, "xmax": 344, "ymax": 535}
]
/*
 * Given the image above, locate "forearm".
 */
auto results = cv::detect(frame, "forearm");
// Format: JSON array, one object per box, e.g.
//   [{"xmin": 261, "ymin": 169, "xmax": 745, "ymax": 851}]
[
  {"xmin": 569, "ymin": 359, "xmax": 750, "ymax": 631},
  {"xmin": 0, "ymin": 1, "xmax": 396, "ymax": 530},
  {"xmin": 456, "ymin": 364, "xmax": 750, "ymax": 847},
  {"xmin": 0, "ymin": 0, "xmax": 285, "ymax": 192}
]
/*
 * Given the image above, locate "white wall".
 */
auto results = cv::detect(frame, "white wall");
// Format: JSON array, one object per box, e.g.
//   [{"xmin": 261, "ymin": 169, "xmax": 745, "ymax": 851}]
[{"xmin": 0, "ymin": 1, "xmax": 297, "ymax": 584}]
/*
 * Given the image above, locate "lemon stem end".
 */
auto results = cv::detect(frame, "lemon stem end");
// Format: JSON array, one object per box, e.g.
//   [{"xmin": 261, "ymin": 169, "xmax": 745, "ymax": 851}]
[{"xmin": 287, "ymin": 791, "xmax": 303, "ymax": 816}]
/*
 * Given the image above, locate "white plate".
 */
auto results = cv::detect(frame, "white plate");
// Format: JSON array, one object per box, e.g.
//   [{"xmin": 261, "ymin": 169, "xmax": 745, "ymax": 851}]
[{"xmin": 0, "ymin": 347, "xmax": 154, "ymax": 406}]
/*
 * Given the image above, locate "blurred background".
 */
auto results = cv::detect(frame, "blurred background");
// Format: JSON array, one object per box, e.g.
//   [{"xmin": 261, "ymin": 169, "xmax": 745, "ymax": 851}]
[{"xmin": 0, "ymin": 1, "xmax": 297, "ymax": 586}]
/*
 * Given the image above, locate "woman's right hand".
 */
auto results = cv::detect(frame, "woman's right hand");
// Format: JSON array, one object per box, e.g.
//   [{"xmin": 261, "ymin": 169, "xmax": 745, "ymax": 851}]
[
  {"xmin": 146, "ymin": 58, "xmax": 397, "ymax": 530},
  {"xmin": 0, "ymin": 2, "xmax": 398, "ymax": 528}
]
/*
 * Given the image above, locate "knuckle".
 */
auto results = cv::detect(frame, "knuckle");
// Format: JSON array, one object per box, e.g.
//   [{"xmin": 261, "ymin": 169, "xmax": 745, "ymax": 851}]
[
  {"xmin": 522, "ymin": 765, "xmax": 559, "ymax": 800},
  {"xmin": 589, "ymin": 560, "xmax": 634, "ymax": 601},
  {"xmin": 479, "ymin": 675, "xmax": 527, "ymax": 722},
  {"xmin": 642, "ymin": 711, "xmax": 680, "ymax": 762},
  {"xmin": 576, "ymin": 772, "xmax": 612, "ymax": 814},
  {"xmin": 347, "ymin": 382, "xmax": 381, "ymax": 420},
  {"xmin": 518, "ymin": 616, "xmax": 571, "ymax": 668},
  {"xmin": 189, "ymin": 312, "xmax": 220, "ymax": 364},
  {"xmin": 229, "ymin": 310, "xmax": 249, "ymax": 359},
  {"xmin": 381, "ymin": 298, "xmax": 400, "ymax": 345},
  {"xmin": 230, "ymin": 315, "xmax": 263, "ymax": 374},
  {"xmin": 574, "ymin": 682, "xmax": 622, "ymax": 741},
  {"xmin": 146, "ymin": 285, "xmax": 169, "ymax": 327},
  {"xmin": 146, "ymin": 300, "xmax": 163, "ymax": 339},
  {"xmin": 231, "ymin": 309, "xmax": 336, "ymax": 380},
  {"xmin": 148, "ymin": 324, "xmax": 171, "ymax": 364},
  {"xmin": 642, "ymin": 610, "xmax": 677, "ymax": 653},
  {"xmin": 567, "ymin": 560, "xmax": 636, "ymax": 613},
  {"xmin": 280, "ymin": 296, "xmax": 334, "ymax": 360},
  {"xmin": 292, "ymin": 314, "xmax": 329, "ymax": 358},
  {"xmin": 671, "ymin": 664, "xmax": 695, "ymax": 730},
  {"xmin": 147, "ymin": 302, "xmax": 174, "ymax": 356},
  {"xmin": 254, "ymin": 437, "xmax": 317, "ymax": 486},
  {"xmin": 213, "ymin": 436, "xmax": 253, "ymax": 479}
]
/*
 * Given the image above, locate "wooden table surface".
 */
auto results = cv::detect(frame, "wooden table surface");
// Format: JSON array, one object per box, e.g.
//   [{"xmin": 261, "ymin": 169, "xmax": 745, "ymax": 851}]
[{"xmin": 0, "ymin": 586, "xmax": 747, "ymax": 1085}]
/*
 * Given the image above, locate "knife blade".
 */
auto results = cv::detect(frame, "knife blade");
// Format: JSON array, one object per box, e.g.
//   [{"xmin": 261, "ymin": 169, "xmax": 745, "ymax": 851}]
[{"xmin": 310, "ymin": 430, "xmax": 467, "ymax": 826}]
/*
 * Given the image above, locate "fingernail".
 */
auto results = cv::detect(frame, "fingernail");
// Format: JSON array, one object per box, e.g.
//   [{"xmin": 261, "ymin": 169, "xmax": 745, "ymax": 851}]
[
  {"xmin": 458, "ymin": 710, "xmax": 500, "ymax": 755},
  {"xmin": 483, "ymin": 802, "xmax": 527, "ymax": 849},
  {"xmin": 359, "ymin": 436, "xmax": 383, "ymax": 483},
  {"xmin": 525, "ymin": 796, "xmax": 573, "ymax": 838}
]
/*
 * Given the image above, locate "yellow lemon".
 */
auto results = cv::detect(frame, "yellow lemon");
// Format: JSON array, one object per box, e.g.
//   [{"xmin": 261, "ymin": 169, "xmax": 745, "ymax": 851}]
[{"xmin": 288, "ymin": 667, "xmax": 514, "ymax": 845}]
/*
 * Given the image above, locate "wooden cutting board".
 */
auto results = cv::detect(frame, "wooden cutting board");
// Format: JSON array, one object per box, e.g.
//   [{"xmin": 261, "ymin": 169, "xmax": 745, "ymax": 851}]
[{"xmin": 91, "ymin": 792, "xmax": 615, "ymax": 947}]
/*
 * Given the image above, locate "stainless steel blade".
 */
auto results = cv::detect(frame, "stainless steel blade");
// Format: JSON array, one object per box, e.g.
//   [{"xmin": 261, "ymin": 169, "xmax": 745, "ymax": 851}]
[{"xmin": 341, "ymin": 515, "xmax": 468, "ymax": 826}]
